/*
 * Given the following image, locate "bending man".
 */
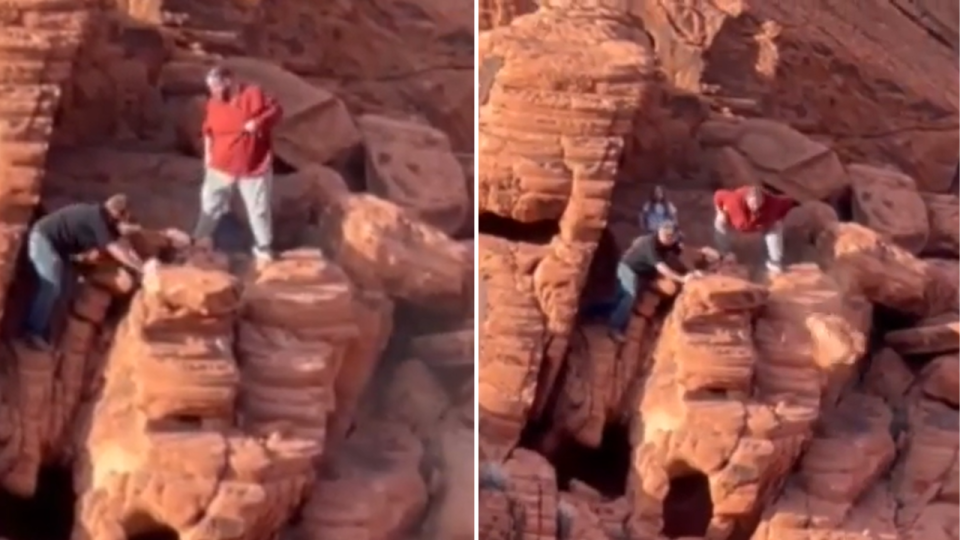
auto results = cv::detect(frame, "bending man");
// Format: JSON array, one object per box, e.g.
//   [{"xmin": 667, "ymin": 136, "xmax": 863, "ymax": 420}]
[
  {"xmin": 713, "ymin": 185, "xmax": 795, "ymax": 275},
  {"xmin": 24, "ymin": 195, "xmax": 144, "ymax": 351},
  {"xmin": 194, "ymin": 66, "xmax": 283, "ymax": 264},
  {"xmin": 609, "ymin": 222, "xmax": 697, "ymax": 341}
]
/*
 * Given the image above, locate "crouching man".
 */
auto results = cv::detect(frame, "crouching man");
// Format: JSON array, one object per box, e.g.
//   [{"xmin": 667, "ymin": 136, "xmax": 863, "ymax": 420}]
[
  {"xmin": 23, "ymin": 195, "xmax": 144, "ymax": 351},
  {"xmin": 713, "ymin": 185, "xmax": 796, "ymax": 275},
  {"xmin": 608, "ymin": 222, "xmax": 699, "ymax": 342}
]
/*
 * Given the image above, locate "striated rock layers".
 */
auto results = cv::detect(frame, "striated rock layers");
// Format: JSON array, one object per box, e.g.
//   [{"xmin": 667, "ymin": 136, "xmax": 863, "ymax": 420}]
[
  {"xmin": 477, "ymin": 1, "xmax": 656, "ymax": 460},
  {"xmin": 477, "ymin": 4, "xmax": 959, "ymax": 540},
  {"xmin": 480, "ymin": 0, "xmax": 957, "ymax": 193},
  {"xmin": 0, "ymin": 0, "xmax": 474, "ymax": 539}
]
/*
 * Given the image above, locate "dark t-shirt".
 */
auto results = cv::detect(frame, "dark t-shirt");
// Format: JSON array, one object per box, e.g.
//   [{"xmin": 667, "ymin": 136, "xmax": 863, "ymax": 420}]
[
  {"xmin": 34, "ymin": 203, "xmax": 118, "ymax": 256},
  {"xmin": 620, "ymin": 234, "xmax": 682, "ymax": 276}
]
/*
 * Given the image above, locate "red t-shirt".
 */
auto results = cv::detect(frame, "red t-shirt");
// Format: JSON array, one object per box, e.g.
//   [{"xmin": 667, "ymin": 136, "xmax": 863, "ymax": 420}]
[
  {"xmin": 202, "ymin": 84, "xmax": 283, "ymax": 177},
  {"xmin": 714, "ymin": 186, "xmax": 795, "ymax": 232}
]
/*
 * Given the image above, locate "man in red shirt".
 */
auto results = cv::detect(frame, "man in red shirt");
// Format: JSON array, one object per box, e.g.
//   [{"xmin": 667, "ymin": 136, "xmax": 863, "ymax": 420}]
[
  {"xmin": 193, "ymin": 66, "xmax": 283, "ymax": 264},
  {"xmin": 713, "ymin": 185, "xmax": 796, "ymax": 274}
]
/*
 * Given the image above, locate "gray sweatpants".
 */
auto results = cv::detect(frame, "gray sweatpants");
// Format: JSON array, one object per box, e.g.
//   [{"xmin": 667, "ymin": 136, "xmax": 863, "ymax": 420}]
[{"xmin": 193, "ymin": 167, "xmax": 273, "ymax": 256}]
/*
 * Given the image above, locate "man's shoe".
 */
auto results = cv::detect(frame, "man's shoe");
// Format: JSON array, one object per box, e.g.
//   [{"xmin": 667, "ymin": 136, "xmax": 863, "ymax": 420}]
[
  {"xmin": 253, "ymin": 250, "xmax": 275, "ymax": 271},
  {"xmin": 766, "ymin": 261, "xmax": 784, "ymax": 276}
]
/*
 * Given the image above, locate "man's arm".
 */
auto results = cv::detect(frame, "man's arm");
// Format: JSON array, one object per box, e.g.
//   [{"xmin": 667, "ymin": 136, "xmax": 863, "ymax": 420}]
[
  {"xmin": 203, "ymin": 135, "xmax": 212, "ymax": 166},
  {"xmin": 654, "ymin": 261, "xmax": 686, "ymax": 283},
  {"xmin": 766, "ymin": 193, "xmax": 798, "ymax": 223},
  {"xmin": 247, "ymin": 87, "xmax": 283, "ymax": 131},
  {"xmin": 105, "ymin": 242, "xmax": 144, "ymax": 274},
  {"xmin": 92, "ymin": 215, "xmax": 144, "ymax": 274},
  {"xmin": 201, "ymin": 102, "xmax": 213, "ymax": 166},
  {"xmin": 713, "ymin": 189, "xmax": 729, "ymax": 215}
]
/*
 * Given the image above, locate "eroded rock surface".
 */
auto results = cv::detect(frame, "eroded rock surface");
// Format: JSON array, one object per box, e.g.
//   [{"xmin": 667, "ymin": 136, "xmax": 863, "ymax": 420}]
[
  {"xmin": 477, "ymin": 2, "xmax": 656, "ymax": 459},
  {"xmin": 477, "ymin": 3, "xmax": 959, "ymax": 539},
  {"xmin": 0, "ymin": 1, "xmax": 474, "ymax": 538}
]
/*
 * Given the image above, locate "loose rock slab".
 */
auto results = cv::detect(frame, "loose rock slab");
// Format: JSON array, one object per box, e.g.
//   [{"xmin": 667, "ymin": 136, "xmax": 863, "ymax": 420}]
[
  {"xmin": 885, "ymin": 313, "xmax": 960, "ymax": 356},
  {"xmin": 221, "ymin": 56, "xmax": 362, "ymax": 167},
  {"xmin": 848, "ymin": 163, "xmax": 929, "ymax": 254},
  {"xmin": 357, "ymin": 114, "xmax": 469, "ymax": 235}
]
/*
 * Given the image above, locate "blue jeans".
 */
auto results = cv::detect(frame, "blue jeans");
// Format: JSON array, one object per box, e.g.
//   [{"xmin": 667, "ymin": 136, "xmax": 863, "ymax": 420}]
[
  {"xmin": 608, "ymin": 263, "xmax": 648, "ymax": 333},
  {"xmin": 194, "ymin": 167, "xmax": 274, "ymax": 257},
  {"xmin": 24, "ymin": 230, "xmax": 66, "ymax": 340}
]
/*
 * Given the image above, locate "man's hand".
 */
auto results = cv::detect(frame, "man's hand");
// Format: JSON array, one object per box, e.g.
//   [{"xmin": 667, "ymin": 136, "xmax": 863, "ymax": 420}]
[
  {"xmin": 243, "ymin": 119, "xmax": 258, "ymax": 133},
  {"xmin": 117, "ymin": 222, "xmax": 142, "ymax": 236},
  {"xmin": 162, "ymin": 228, "xmax": 192, "ymax": 249}
]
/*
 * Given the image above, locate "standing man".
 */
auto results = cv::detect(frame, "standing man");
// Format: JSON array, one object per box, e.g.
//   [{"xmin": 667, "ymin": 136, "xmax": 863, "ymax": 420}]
[
  {"xmin": 194, "ymin": 66, "xmax": 283, "ymax": 264},
  {"xmin": 608, "ymin": 222, "xmax": 698, "ymax": 341},
  {"xmin": 713, "ymin": 185, "xmax": 795, "ymax": 275},
  {"xmin": 24, "ymin": 194, "xmax": 144, "ymax": 351}
]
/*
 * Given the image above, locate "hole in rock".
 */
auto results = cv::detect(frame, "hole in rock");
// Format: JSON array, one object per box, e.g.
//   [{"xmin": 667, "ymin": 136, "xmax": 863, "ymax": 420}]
[
  {"xmin": 123, "ymin": 512, "xmax": 181, "ymax": 540},
  {"xmin": 870, "ymin": 304, "xmax": 919, "ymax": 347},
  {"xmin": 338, "ymin": 145, "xmax": 368, "ymax": 192},
  {"xmin": 273, "ymin": 155, "xmax": 297, "ymax": 175},
  {"xmin": 478, "ymin": 212, "xmax": 559, "ymax": 244},
  {"xmin": 0, "ymin": 466, "xmax": 76, "ymax": 540},
  {"xmin": 126, "ymin": 526, "xmax": 180, "ymax": 540},
  {"xmin": 661, "ymin": 469, "xmax": 713, "ymax": 538},
  {"xmin": 579, "ymin": 228, "xmax": 619, "ymax": 312},
  {"xmin": 548, "ymin": 423, "xmax": 632, "ymax": 498}
]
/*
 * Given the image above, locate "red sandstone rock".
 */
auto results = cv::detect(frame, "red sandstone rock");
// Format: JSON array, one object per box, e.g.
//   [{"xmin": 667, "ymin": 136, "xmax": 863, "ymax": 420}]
[
  {"xmin": 919, "ymin": 354, "xmax": 959, "ymax": 407},
  {"xmin": 320, "ymin": 192, "xmax": 470, "ymax": 314},
  {"xmin": 477, "ymin": 235, "xmax": 547, "ymax": 460},
  {"xmin": 0, "ymin": 1, "xmax": 474, "ymax": 537},
  {"xmin": 420, "ymin": 414, "xmax": 475, "ymax": 540},
  {"xmin": 920, "ymin": 192, "xmax": 960, "ymax": 257},
  {"xmin": 381, "ymin": 359, "xmax": 451, "ymax": 442},
  {"xmin": 635, "ymin": 0, "xmax": 958, "ymax": 193},
  {"xmin": 885, "ymin": 313, "xmax": 960, "ymax": 356},
  {"xmin": 923, "ymin": 258, "xmax": 960, "ymax": 316},
  {"xmin": 296, "ymin": 422, "xmax": 429, "ymax": 540},
  {"xmin": 478, "ymin": 7, "xmax": 958, "ymax": 540},
  {"xmin": 357, "ymin": 114, "xmax": 469, "ymax": 235},
  {"xmin": 848, "ymin": 163, "xmax": 929, "ymax": 254},
  {"xmin": 816, "ymin": 222, "xmax": 932, "ymax": 317},
  {"xmin": 700, "ymin": 117, "xmax": 850, "ymax": 202}
]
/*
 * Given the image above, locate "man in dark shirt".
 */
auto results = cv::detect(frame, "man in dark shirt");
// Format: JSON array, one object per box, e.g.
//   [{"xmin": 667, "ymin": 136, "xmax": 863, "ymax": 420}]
[
  {"xmin": 24, "ymin": 194, "xmax": 145, "ymax": 351},
  {"xmin": 609, "ymin": 222, "xmax": 698, "ymax": 341}
]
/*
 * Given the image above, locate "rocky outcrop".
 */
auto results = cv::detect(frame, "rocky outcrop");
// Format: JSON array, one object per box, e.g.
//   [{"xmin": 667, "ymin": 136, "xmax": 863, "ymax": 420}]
[
  {"xmin": 848, "ymin": 163, "xmax": 929, "ymax": 254},
  {"xmin": 357, "ymin": 114, "xmax": 470, "ymax": 235},
  {"xmin": 0, "ymin": 1, "xmax": 92, "ymax": 327},
  {"xmin": 477, "ymin": 2, "xmax": 656, "ymax": 456},
  {"xmin": 700, "ymin": 117, "xmax": 850, "ymax": 203},
  {"xmin": 0, "ymin": 0, "xmax": 473, "ymax": 537},
  {"xmin": 56, "ymin": 0, "xmax": 474, "ymax": 154},
  {"xmin": 478, "ymin": 8, "xmax": 959, "ymax": 535},
  {"xmin": 73, "ymin": 263, "xmax": 319, "ymax": 540},
  {"xmin": 920, "ymin": 192, "xmax": 960, "ymax": 257},
  {"xmin": 635, "ymin": 0, "xmax": 958, "ymax": 192}
]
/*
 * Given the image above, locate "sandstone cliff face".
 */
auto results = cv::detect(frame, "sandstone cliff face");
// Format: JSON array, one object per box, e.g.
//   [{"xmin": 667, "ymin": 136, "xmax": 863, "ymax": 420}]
[
  {"xmin": 0, "ymin": 1, "xmax": 473, "ymax": 539},
  {"xmin": 477, "ymin": 2, "xmax": 959, "ymax": 540},
  {"xmin": 481, "ymin": 0, "xmax": 958, "ymax": 193}
]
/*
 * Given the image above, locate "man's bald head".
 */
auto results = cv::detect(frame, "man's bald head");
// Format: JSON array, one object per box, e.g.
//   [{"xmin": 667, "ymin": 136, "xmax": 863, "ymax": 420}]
[{"xmin": 103, "ymin": 194, "xmax": 135, "ymax": 228}]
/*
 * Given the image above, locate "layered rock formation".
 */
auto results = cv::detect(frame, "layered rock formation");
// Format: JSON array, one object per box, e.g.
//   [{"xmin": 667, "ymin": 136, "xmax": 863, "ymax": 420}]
[
  {"xmin": 477, "ymin": 3, "xmax": 959, "ymax": 540},
  {"xmin": 481, "ymin": 0, "xmax": 958, "ymax": 193},
  {"xmin": 477, "ymin": 0, "xmax": 656, "ymax": 459},
  {"xmin": 0, "ymin": 0, "xmax": 474, "ymax": 539}
]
